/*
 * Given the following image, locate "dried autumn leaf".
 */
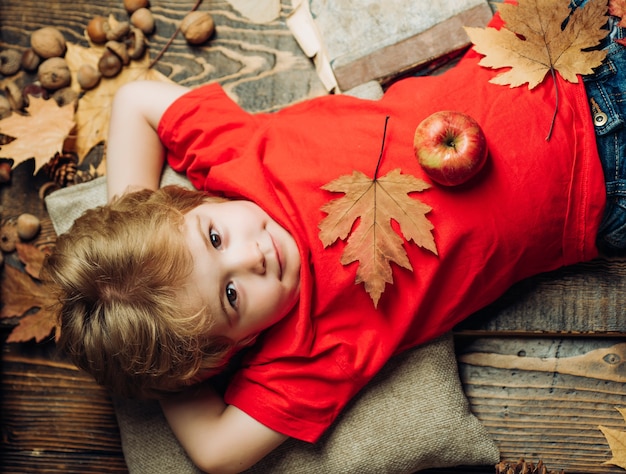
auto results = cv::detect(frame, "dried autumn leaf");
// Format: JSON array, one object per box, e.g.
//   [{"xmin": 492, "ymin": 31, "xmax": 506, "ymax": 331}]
[
  {"xmin": 1, "ymin": 265, "xmax": 58, "ymax": 342},
  {"xmin": 16, "ymin": 242, "xmax": 47, "ymax": 280},
  {"xmin": 0, "ymin": 96, "xmax": 76, "ymax": 172},
  {"xmin": 65, "ymin": 43, "xmax": 174, "ymax": 168},
  {"xmin": 465, "ymin": 0, "xmax": 609, "ymax": 89},
  {"xmin": 319, "ymin": 168, "xmax": 437, "ymax": 307},
  {"xmin": 599, "ymin": 407, "xmax": 626, "ymax": 470},
  {"xmin": 609, "ymin": 0, "xmax": 626, "ymax": 46}
]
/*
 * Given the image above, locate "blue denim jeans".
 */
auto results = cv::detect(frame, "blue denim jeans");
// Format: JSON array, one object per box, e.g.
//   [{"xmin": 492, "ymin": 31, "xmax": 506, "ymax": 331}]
[{"xmin": 582, "ymin": 17, "xmax": 626, "ymax": 252}]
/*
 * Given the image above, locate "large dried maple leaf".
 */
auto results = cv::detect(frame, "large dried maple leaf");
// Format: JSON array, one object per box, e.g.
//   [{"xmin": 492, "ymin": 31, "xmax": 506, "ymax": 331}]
[
  {"xmin": 465, "ymin": 0, "xmax": 609, "ymax": 89},
  {"xmin": 65, "ymin": 42, "xmax": 174, "ymax": 168},
  {"xmin": 0, "ymin": 96, "xmax": 76, "ymax": 172},
  {"xmin": 319, "ymin": 168, "xmax": 437, "ymax": 307},
  {"xmin": 1, "ymin": 265, "xmax": 58, "ymax": 343},
  {"xmin": 599, "ymin": 407, "xmax": 626, "ymax": 470}
]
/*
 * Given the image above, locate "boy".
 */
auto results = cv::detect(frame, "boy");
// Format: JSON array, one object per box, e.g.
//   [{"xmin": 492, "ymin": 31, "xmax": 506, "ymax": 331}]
[{"xmin": 44, "ymin": 4, "xmax": 626, "ymax": 473}]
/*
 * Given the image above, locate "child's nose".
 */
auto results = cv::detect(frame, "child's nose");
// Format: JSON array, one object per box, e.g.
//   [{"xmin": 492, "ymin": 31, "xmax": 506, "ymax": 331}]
[{"xmin": 233, "ymin": 242, "xmax": 265, "ymax": 274}]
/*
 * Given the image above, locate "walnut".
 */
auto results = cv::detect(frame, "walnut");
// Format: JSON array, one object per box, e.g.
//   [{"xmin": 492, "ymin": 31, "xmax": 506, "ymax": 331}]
[
  {"xmin": 0, "ymin": 220, "xmax": 18, "ymax": 253},
  {"xmin": 38, "ymin": 57, "xmax": 71, "ymax": 90},
  {"xmin": 180, "ymin": 11, "xmax": 215, "ymax": 45},
  {"xmin": 0, "ymin": 49, "xmax": 22, "ymax": 76},
  {"xmin": 130, "ymin": 8, "xmax": 155, "ymax": 35},
  {"xmin": 30, "ymin": 27, "xmax": 67, "ymax": 59},
  {"xmin": 52, "ymin": 87, "xmax": 78, "ymax": 108}
]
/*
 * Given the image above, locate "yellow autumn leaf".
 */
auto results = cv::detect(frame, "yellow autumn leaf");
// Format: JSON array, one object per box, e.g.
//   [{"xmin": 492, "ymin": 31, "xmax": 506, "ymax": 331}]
[
  {"xmin": 0, "ymin": 96, "xmax": 75, "ymax": 172},
  {"xmin": 319, "ymin": 168, "xmax": 436, "ymax": 307},
  {"xmin": 66, "ymin": 43, "xmax": 174, "ymax": 168},
  {"xmin": 465, "ymin": 0, "xmax": 609, "ymax": 89},
  {"xmin": 600, "ymin": 407, "xmax": 626, "ymax": 470}
]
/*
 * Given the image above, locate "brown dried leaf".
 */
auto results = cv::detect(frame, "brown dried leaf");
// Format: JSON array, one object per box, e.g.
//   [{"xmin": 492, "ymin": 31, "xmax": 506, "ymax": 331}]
[
  {"xmin": 16, "ymin": 242, "xmax": 47, "ymax": 280},
  {"xmin": 319, "ymin": 169, "xmax": 436, "ymax": 307},
  {"xmin": 600, "ymin": 407, "xmax": 626, "ymax": 470},
  {"xmin": 65, "ymin": 43, "xmax": 174, "ymax": 168},
  {"xmin": 0, "ymin": 96, "xmax": 76, "ymax": 172},
  {"xmin": 1, "ymin": 265, "xmax": 58, "ymax": 342},
  {"xmin": 465, "ymin": 0, "xmax": 609, "ymax": 89}
]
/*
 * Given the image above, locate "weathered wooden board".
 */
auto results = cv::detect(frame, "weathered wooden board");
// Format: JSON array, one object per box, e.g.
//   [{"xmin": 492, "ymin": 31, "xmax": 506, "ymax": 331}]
[
  {"xmin": 457, "ymin": 257, "xmax": 626, "ymax": 335},
  {"xmin": 0, "ymin": 342, "xmax": 127, "ymax": 473},
  {"xmin": 456, "ymin": 337, "xmax": 626, "ymax": 474}
]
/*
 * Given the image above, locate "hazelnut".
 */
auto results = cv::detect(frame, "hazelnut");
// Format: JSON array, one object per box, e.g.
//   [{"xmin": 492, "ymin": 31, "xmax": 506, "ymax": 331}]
[
  {"xmin": 38, "ymin": 57, "xmax": 71, "ymax": 90},
  {"xmin": 126, "ymin": 28, "xmax": 146, "ymax": 60},
  {"xmin": 124, "ymin": 0, "xmax": 149, "ymax": 14},
  {"xmin": 130, "ymin": 8, "xmax": 155, "ymax": 35},
  {"xmin": 98, "ymin": 50, "xmax": 123, "ymax": 78},
  {"xmin": 87, "ymin": 16, "xmax": 108, "ymax": 44},
  {"xmin": 106, "ymin": 40, "xmax": 130, "ymax": 65},
  {"xmin": 105, "ymin": 16, "xmax": 130, "ymax": 41},
  {"xmin": 0, "ymin": 220, "xmax": 18, "ymax": 253},
  {"xmin": 0, "ymin": 161, "xmax": 11, "ymax": 183},
  {"xmin": 30, "ymin": 27, "xmax": 67, "ymax": 59},
  {"xmin": 52, "ymin": 87, "xmax": 78, "ymax": 108},
  {"xmin": 0, "ymin": 49, "xmax": 22, "ymax": 76},
  {"xmin": 180, "ymin": 11, "xmax": 215, "ymax": 45},
  {"xmin": 0, "ymin": 96, "xmax": 11, "ymax": 120},
  {"xmin": 21, "ymin": 48, "xmax": 41, "ymax": 72},
  {"xmin": 77, "ymin": 64, "xmax": 101, "ymax": 90},
  {"xmin": 16, "ymin": 213, "xmax": 41, "ymax": 241}
]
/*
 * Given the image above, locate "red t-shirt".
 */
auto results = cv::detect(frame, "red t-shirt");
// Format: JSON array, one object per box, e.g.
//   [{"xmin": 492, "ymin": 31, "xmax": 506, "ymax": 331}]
[{"xmin": 157, "ymin": 41, "xmax": 605, "ymax": 441}]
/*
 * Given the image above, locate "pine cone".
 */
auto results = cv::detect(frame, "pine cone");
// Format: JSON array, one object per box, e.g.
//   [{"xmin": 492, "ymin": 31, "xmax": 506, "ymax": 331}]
[
  {"xmin": 495, "ymin": 458, "xmax": 564, "ymax": 474},
  {"xmin": 43, "ymin": 151, "xmax": 78, "ymax": 187}
]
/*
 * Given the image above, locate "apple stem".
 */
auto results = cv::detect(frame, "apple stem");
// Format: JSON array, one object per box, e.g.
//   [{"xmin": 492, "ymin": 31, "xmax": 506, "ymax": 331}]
[
  {"xmin": 374, "ymin": 115, "xmax": 391, "ymax": 180},
  {"xmin": 546, "ymin": 66, "xmax": 559, "ymax": 142}
]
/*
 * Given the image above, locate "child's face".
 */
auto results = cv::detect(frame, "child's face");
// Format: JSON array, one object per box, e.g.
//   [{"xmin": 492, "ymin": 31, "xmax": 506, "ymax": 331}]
[{"xmin": 182, "ymin": 200, "xmax": 301, "ymax": 343}]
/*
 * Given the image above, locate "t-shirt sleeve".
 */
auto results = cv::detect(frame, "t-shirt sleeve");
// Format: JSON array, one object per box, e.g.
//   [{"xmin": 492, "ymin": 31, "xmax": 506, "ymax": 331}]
[{"xmin": 156, "ymin": 83, "xmax": 263, "ymax": 191}]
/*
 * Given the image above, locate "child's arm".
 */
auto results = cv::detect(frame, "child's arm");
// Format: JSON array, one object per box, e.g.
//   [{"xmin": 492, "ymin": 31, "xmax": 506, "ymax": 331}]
[
  {"xmin": 161, "ymin": 385, "xmax": 287, "ymax": 474},
  {"xmin": 106, "ymin": 80, "xmax": 190, "ymax": 199}
]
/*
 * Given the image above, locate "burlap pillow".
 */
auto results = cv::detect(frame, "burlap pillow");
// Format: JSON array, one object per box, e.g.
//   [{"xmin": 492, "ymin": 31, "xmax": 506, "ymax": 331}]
[{"xmin": 45, "ymin": 172, "xmax": 499, "ymax": 473}]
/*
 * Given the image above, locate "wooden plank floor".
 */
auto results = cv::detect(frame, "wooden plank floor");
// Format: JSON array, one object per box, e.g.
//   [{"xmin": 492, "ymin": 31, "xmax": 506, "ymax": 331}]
[{"xmin": 2, "ymin": 1, "xmax": 626, "ymax": 473}]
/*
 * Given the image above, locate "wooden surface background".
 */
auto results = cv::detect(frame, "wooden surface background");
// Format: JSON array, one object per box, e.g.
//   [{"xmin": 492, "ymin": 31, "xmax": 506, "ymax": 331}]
[{"xmin": 2, "ymin": 1, "xmax": 626, "ymax": 473}]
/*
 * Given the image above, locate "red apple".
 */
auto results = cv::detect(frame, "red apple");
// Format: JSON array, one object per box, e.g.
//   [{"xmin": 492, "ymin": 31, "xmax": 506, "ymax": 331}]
[{"xmin": 413, "ymin": 110, "xmax": 488, "ymax": 186}]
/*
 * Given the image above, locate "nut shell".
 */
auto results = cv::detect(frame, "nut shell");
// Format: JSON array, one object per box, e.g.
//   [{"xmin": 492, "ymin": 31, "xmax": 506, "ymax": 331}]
[
  {"xmin": 0, "ymin": 220, "xmax": 18, "ymax": 252},
  {"xmin": 38, "ymin": 57, "xmax": 71, "ymax": 90},
  {"xmin": 126, "ymin": 28, "xmax": 146, "ymax": 60},
  {"xmin": 105, "ymin": 16, "xmax": 130, "ymax": 41},
  {"xmin": 0, "ymin": 96, "xmax": 11, "ymax": 120},
  {"xmin": 0, "ymin": 49, "xmax": 22, "ymax": 76},
  {"xmin": 77, "ymin": 64, "xmax": 101, "ymax": 90},
  {"xmin": 21, "ymin": 48, "xmax": 41, "ymax": 72},
  {"xmin": 106, "ymin": 40, "xmax": 130, "ymax": 65},
  {"xmin": 16, "ymin": 213, "xmax": 41, "ymax": 241},
  {"xmin": 130, "ymin": 8, "xmax": 155, "ymax": 34},
  {"xmin": 87, "ymin": 16, "xmax": 108, "ymax": 44},
  {"xmin": 180, "ymin": 11, "xmax": 215, "ymax": 45},
  {"xmin": 31, "ymin": 27, "xmax": 67, "ymax": 59}
]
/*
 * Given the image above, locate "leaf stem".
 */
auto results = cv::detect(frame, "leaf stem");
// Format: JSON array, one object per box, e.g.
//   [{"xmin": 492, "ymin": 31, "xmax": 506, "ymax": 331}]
[
  {"xmin": 374, "ymin": 116, "xmax": 390, "ymax": 180},
  {"xmin": 148, "ymin": 0, "xmax": 204, "ymax": 70},
  {"xmin": 546, "ymin": 66, "xmax": 559, "ymax": 141}
]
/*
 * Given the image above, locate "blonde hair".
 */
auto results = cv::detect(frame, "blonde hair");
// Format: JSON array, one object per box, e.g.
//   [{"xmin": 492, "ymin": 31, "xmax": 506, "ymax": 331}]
[{"xmin": 43, "ymin": 185, "xmax": 237, "ymax": 398}]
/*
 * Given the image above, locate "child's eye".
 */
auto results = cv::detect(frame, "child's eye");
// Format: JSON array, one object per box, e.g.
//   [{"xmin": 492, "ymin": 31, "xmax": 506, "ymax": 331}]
[
  {"xmin": 209, "ymin": 229, "xmax": 222, "ymax": 248},
  {"xmin": 226, "ymin": 283, "xmax": 238, "ymax": 308}
]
